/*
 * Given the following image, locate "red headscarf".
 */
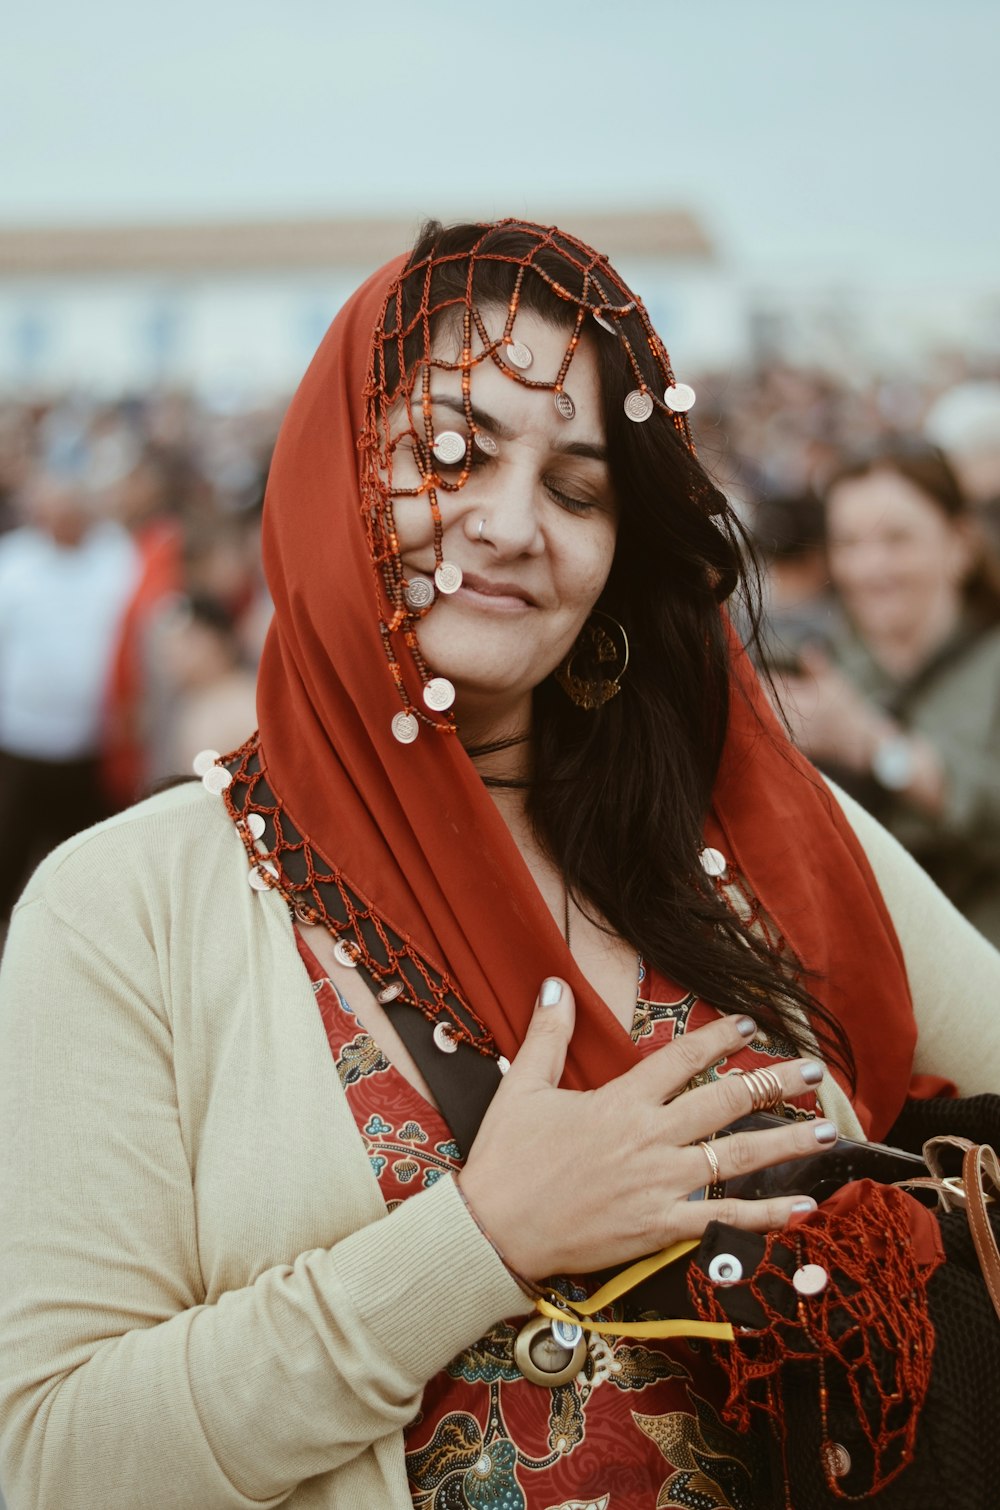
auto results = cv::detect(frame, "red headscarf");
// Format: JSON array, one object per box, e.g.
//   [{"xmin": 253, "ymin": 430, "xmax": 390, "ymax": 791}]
[{"xmin": 254, "ymin": 240, "xmax": 915, "ymax": 1140}]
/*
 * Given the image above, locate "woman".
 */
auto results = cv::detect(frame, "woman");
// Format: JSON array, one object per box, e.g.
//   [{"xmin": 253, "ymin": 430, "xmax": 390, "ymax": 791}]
[
  {"xmin": 779, "ymin": 443, "xmax": 1000, "ymax": 947},
  {"xmin": 1, "ymin": 221, "xmax": 998, "ymax": 1510}
]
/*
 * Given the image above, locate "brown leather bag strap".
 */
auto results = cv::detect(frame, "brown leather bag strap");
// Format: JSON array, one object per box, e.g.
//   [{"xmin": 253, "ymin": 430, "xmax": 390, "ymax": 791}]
[{"xmin": 961, "ymin": 1144, "xmax": 1000, "ymax": 1324}]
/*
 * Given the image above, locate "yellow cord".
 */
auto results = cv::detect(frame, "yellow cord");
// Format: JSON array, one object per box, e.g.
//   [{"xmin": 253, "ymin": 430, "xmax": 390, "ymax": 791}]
[{"xmin": 534, "ymin": 1237, "xmax": 735, "ymax": 1343}]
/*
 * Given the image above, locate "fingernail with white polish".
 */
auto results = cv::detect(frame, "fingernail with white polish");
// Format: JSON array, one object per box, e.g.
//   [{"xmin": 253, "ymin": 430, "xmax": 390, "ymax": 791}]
[
  {"xmin": 540, "ymin": 979, "xmax": 563, "ymax": 1008},
  {"xmin": 814, "ymin": 1121, "xmax": 838, "ymax": 1144},
  {"xmin": 736, "ymin": 1016, "xmax": 757, "ymax": 1037},
  {"xmin": 800, "ymin": 1060, "xmax": 824, "ymax": 1085},
  {"xmin": 791, "ymin": 1198, "xmax": 817, "ymax": 1213}
]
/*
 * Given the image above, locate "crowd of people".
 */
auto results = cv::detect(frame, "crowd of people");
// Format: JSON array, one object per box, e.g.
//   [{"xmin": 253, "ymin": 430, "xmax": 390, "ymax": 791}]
[{"xmin": 0, "ymin": 355, "xmax": 998, "ymax": 943}]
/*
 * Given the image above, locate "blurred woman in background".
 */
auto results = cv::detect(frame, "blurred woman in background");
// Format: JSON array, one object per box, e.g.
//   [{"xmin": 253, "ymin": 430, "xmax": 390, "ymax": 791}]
[{"xmin": 780, "ymin": 442, "xmax": 1000, "ymax": 946}]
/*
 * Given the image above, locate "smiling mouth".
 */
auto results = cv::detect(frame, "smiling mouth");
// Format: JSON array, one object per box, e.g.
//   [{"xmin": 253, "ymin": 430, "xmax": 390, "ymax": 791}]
[
  {"xmin": 406, "ymin": 565, "xmax": 538, "ymax": 610},
  {"xmin": 457, "ymin": 572, "xmax": 537, "ymax": 611}
]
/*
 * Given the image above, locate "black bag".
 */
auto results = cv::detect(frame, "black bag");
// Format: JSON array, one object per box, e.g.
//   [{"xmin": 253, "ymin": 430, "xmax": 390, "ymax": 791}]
[{"xmin": 689, "ymin": 1097, "xmax": 1000, "ymax": 1509}]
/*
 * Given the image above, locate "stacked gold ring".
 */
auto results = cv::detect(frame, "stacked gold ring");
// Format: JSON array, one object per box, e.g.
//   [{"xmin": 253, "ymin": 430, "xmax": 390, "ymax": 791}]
[
  {"xmin": 736, "ymin": 1066, "xmax": 785, "ymax": 1114},
  {"xmin": 698, "ymin": 1139, "xmax": 721, "ymax": 1184}
]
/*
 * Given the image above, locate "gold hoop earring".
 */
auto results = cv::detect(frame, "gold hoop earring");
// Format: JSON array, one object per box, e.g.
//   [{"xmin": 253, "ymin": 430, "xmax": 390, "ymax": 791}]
[{"xmin": 554, "ymin": 611, "xmax": 630, "ymax": 710}]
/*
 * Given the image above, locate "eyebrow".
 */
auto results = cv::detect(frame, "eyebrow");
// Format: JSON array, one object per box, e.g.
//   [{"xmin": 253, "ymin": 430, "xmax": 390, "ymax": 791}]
[{"xmin": 431, "ymin": 393, "xmax": 608, "ymax": 463}]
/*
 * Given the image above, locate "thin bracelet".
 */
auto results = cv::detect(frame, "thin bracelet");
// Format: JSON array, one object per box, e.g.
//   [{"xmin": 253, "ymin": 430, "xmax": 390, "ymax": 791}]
[{"xmin": 453, "ymin": 1174, "xmax": 542, "ymax": 1299}]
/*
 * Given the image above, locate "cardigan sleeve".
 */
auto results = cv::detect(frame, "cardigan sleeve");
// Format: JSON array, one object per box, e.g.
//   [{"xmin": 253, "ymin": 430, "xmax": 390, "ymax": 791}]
[
  {"xmin": 0, "ymin": 880, "xmax": 526, "ymax": 1510},
  {"xmin": 824, "ymin": 778, "xmax": 1000, "ymax": 1094}
]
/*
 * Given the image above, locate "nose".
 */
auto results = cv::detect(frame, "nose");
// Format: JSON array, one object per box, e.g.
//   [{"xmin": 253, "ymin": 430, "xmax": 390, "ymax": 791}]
[{"xmin": 464, "ymin": 457, "xmax": 545, "ymax": 557}]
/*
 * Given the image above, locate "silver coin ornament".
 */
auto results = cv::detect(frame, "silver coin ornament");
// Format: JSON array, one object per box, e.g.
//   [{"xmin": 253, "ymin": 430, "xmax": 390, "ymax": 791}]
[
  {"xmin": 434, "ymin": 561, "xmax": 463, "ymax": 595},
  {"xmin": 824, "ymin": 1443, "xmax": 852, "ymax": 1479},
  {"xmin": 248, "ymin": 861, "xmax": 278, "ymax": 892},
  {"xmin": 192, "ymin": 748, "xmax": 221, "ymax": 777},
  {"xmin": 592, "ymin": 311, "xmax": 616, "ymax": 334},
  {"xmin": 378, "ymin": 982, "xmax": 404, "ymax": 1004},
  {"xmin": 792, "ymin": 1263, "xmax": 829, "ymax": 1297},
  {"xmin": 333, "ymin": 938, "xmax": 359, "ymax": 969},
  {"xmin": 423, "ymin": 676, "xmax": 456, "ymax": 712},
  {"xmin": 473, "ymin": 431, "xmax": 499, "ymax": 456},
  {"xmin": 503, "ymin": 339, "xmax": 533, "ymax": 370},
  {"xmin": 664, "ymin": 382, "xmax": 696, "ymax": 413},
  {"xmin": 699, "ymin": 846, "xmax": 728, "ymax": 879},
  {"xmin": 554, "ymin": 390, "xmax": 576, "ymax": 421},
  {"xmin": 404, "ymin": 574, "xmax": 435, "ymax": 610},
  {"xmin": 202, "ymin": 764, "xmax": 233, "ymax": 796},
  {"xmin": 432, "ymin": 430, "xmax": 467, "ymax": 466},
  {"xmin": 497, "ymin": 1055, "xmax": 511, "ymax": 1075},
  {"xmin": 624, "ymin": 389, "xmax": 654, "ymax": 423},
  {"xmin": 391, "ymin": 711, "xmax": 419, "ymax": 744},
  {"xmin": 433, "ymin": 1020, "xmax": 459, "ymax": 1053},
  {"xmin": 246, "ymin": 812, "xmax": 266, "ymax": 841}
]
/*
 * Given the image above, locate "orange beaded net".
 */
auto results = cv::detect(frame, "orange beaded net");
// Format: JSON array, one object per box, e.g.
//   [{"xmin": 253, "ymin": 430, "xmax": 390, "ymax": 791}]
[
  {"xmin": 360, "ymin": 219, "xmax": 697, "ymax": 734},
  {"xmin": 218, "ymin": 220, "xmax": 703, "ymax": 1058},
  {"xmin": 687, "ymin": 1182, "xmax": 944, "ymax": 1501},
  {"xmin": 222, "ymin": 734, "xmax": 497, "ymax": 1052}
]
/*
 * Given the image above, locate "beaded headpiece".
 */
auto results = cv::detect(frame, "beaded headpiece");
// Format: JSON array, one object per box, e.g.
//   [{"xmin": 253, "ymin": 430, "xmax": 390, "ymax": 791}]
[{"xmin": 358, "ymin": 220, "xmax": 698, "ymax": 745}]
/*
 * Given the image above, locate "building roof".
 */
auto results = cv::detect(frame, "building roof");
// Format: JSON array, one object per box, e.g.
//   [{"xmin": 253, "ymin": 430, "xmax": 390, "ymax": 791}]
[{"xmin": 0, "ymin": 209, "xmax": 714, "ymax": 276}]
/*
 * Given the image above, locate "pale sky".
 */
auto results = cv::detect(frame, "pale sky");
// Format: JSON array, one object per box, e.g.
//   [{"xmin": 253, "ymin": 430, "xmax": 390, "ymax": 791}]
[{"xmin": 2, "ymin": 0, "xmax": 998, "ymax": 287}]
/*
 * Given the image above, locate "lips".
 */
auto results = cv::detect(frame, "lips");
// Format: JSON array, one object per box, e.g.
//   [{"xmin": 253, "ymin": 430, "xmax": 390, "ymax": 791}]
[
  {"xmin": 403, "ymin": 563, "xmax": 539, "ymax": 608},
  {"xmin": 458, "ymin": 570, "xmax": 538, "ymax": 607}
]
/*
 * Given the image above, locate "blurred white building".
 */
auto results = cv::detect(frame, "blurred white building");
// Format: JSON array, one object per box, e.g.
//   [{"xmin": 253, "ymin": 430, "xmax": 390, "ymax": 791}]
[
  {"xmin": 0, "ymin": 210, "xmax": 741, "ymax": 399},
  {"xmin": 2, "ymin": 211, "xmax": 998, "ymax": 400}
]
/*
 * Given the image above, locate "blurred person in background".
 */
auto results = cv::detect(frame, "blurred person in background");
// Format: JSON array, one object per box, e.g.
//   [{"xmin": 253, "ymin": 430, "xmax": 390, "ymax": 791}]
[
  {"xmin": 749, "ymin": 489, "xmax": 841, "ymax": 669},
  {"xmin": 101, "ymin": 449, "xmax": 184, "ymax": 809},
  {"xmin": 0, "ymin": 467, "xmax": 136, "ymax": 924},
  {"xmin": 153, "ymin": 592, "xmax": 258, "ymax": 781},
  {"xmin": 778, "ymin": 442, "xmax": 1000, "ymax": 946}
]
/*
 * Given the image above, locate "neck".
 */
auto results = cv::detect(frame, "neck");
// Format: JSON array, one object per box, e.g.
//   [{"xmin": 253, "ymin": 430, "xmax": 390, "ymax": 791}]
[{"xmin": 863, "ymin": 592, "xmax": 962, "ymax": 678}]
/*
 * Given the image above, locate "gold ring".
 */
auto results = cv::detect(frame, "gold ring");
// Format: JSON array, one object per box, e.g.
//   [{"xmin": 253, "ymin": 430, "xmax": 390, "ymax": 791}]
[
  {"xmin": 698, "ymin": 1139, "xmax": 721, "ymax": 1185},
  {"xmin": 737, "ymin": 1066, "xmax": 785, "ymax": 1114}
]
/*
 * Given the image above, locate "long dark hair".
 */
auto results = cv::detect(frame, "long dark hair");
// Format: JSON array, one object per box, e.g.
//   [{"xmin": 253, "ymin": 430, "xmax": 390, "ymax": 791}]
[{"xmin": 397, "ymin": 220, "xmax": 853, "ymax": 1084}]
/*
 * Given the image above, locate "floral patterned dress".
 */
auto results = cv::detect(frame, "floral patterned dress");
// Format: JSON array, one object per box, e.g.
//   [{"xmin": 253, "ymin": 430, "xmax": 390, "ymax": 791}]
[{"xmin": 298, "ymin": 871, "xmax": 820, "ymax": 1510}]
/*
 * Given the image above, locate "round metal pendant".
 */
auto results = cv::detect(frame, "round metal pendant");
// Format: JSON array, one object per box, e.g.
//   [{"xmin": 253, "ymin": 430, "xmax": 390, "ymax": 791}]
[
  {"xmin": 664, "ymin": 382, "xmax": 696, "ymax": 413},
  {"xmin": 592, "ymin": 311, "xmax": 616, "ymax": 334},
  {"xmin": 823, "ymin": 1441, "xmax": 852, "ymax": 1480},
  {"xmin": 248, "ymin": 861, "xmax": 277, "ymax": 892},
  {"xmin": 554, "ymin": 390, "xmax": 576, "ymax": 421},
  {"xmin": 202, "ymin": 764, "xmax": 233, "ymax": 795},
  {"xmin": 473, "ymin": 431, "xmax": 499, "ymax": 456},
  {"xmin": 699, "ymin": 846, "xmax": 728, "ymax": 878},
  {"xmin": 432, "ymin": 430, "xmax": 467, "ymax": 466},
  {"xmin": 404, "ymin": 575, "xmax": 435, "ymax": 610},
  {"xmin": 391, "ymin": 711, "xmax": 419, "ymax": 744},
  {"xmin": 434, "ymin": 561, "xmax": 463, "ymax": 595},
  {"xmin": 333, "ymin": 938, "xmax": 359, "ymax": 968},
  {"xmin": 377, "ymin": 982, "xmax": 404, "ymax": 1004},
  {"xmin": 433, "ymin": 1020, "xmax": 459, "ymax": 1053},
  {"xmin": 245, "ymin": 812, "xmax": 266, "ymax": 841},
  {"xmin": 192, "ymin": 748, "xmax": 221, "ymax": 777},
  {"xmin": 624, "ymin": 389, "xmax": 654, "ymax": 423},
  {"xmin": 504, "ymin": 339, "xmax": 533, "ymax": 370},
  {"xmin": 423, "ymin": 676, "xmax": 456, "ymax": 712},
  {"xmin": 793, "ymin": 1263, "xmax": 829, "ymax": 1297},
  {"xmin": 514, "ymin": 1314, "xmax": 589, "ymax": 1387}
]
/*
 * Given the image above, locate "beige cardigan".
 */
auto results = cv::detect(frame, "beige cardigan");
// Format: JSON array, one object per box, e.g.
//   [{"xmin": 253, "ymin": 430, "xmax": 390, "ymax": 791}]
[{"xmin": 0, "ymin": 780, "xmax": 998, "ymax": 1509}]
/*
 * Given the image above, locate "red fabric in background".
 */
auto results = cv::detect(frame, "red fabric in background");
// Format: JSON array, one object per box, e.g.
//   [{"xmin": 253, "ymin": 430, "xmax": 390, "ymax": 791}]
[
  {"xmin": 102, "ymin": 517, "xmax": 183, "ymax": 808},
  {"xmin": 254, "ymin": 250, "xmax": 916, "ymax": 1140}
]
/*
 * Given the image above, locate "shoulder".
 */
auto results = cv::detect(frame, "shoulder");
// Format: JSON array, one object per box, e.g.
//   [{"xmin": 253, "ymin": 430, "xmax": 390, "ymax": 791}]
[{"xmin": 15, "ymin": 782, "xmax": 251, "ymax": 942}]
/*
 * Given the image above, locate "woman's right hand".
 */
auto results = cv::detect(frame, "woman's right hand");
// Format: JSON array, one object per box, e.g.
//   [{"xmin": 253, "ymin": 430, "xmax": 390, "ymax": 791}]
[{"xmin": 458, "ymin": 977, "xmax": 835, "ymax": 1281}]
